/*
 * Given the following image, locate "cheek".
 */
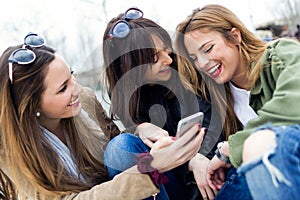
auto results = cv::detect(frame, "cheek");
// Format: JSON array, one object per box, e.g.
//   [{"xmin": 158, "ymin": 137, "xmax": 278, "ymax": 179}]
[
  {"xmin": 143, "ymin": 67, "xmax": 154, "ymax": 81},
  {"xmin": 41, "ymin": 96, "xmax": 68, "ymax": 116}
]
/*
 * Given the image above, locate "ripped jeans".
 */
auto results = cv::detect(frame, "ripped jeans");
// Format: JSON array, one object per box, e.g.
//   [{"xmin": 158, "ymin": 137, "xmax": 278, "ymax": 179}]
[{"xmin": 238, "ymin": 124, "xmax": 300, "ymax": 200}]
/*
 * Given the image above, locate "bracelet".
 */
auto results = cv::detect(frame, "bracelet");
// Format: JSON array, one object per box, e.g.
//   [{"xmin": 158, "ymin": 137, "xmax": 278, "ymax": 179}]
[
  {"xmin": 136, "ymin": 153, "xmax": 169, "ymax": 185},
  {"xmin": 215, "ymin": 142, "xmax": 231, "ymax": 163}
]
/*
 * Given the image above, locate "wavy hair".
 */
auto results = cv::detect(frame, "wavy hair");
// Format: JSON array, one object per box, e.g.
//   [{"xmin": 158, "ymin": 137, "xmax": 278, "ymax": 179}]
[
  {"xmin": 0, "ymin": 45, "xmax": 108, "ymax": 198},
  {"xmin": 175, "ymin": 4, "xmax": 267, "ymax": 138}
]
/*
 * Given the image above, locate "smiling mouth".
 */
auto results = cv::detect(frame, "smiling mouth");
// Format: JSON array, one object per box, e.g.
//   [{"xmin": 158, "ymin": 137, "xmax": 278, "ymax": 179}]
[
  {"xmin": 207, "ymin": 63, "xmax": 221, "ymax": 77},
  {"xmin": 208, "ymin": 63, "xmax": 220, "ymax": 74},
  {"xmin": 68, "ymin": 98, "xmax": 79, "ymax": 106},
  {"xmin": 159, "ymin": 67, "xmax": 170, "ymax": 73}
]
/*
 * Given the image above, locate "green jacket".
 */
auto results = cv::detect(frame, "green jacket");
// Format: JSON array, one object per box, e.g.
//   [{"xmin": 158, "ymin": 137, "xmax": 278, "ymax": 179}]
[{"xmin": 229, "ymin": 38, "xmax": 300, "ymax": 168}]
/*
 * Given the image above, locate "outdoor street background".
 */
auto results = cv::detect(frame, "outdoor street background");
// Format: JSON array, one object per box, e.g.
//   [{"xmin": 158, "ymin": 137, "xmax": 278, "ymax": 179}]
[{"xmin": 1, "ymin": 0, "xmax": 298, "ymax": 129}]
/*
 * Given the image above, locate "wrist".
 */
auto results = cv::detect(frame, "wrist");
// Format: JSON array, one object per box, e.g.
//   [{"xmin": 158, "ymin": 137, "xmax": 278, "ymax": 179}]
[
  {"xmin": 215, "ymin": 142, "xmax": 230, "ymax": 163},
  {"xmin": 136, "ymin": 153, "xmax": 169, "ymax": 185},
  {"xmin": 188, "ymin": 155, "xmax": 196, "ymax": 171}
]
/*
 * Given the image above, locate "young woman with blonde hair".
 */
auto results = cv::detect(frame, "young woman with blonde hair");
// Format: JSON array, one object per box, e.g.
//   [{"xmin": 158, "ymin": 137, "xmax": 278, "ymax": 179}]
[{"xmin": 175, "ymin": 4, "xmax": 300, "ymax": 199}]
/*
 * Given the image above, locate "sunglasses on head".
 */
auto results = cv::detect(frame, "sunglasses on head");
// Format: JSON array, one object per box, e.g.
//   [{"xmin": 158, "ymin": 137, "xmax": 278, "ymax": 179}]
[
  {"xmin": 107, "ymin": 7, "xmax": 143, "ymax": 40},
  {"xmin": 8, "ymin": 32, "xmax": 46, "ymax": 83}
]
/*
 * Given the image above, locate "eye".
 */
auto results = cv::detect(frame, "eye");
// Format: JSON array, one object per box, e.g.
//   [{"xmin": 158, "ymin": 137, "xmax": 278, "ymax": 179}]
[
  {"xmin": 204, "ymin": 45, "xmax": 214, "ymax": 53},
  {"xmin": 153, "ymin": 51, "xmax": 159, "ymax": 63},
  {"xmin": 58, "ymin": 85, "xmax": 67, "ymax": 93},
  {"xmin": 189, "ymin": 55, "xmax": 197, "ymax": 62}
]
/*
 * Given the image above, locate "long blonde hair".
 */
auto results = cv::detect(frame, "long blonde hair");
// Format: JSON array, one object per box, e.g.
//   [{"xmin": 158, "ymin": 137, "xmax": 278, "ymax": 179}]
[
  {"xmin": 0, "ymin": 45, "xmax": 108, "ymax": 198},
  {"xmin": 175, "ymin": 4, "xmax": 267, "ymax": 139}
]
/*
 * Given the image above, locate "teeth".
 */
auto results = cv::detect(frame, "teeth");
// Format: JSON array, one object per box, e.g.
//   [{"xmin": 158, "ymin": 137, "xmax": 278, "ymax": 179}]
[
  {"xmin": 208, "ymin": 64, "xmax": 220, "ymax": 74},
  {"xmin": 69, "ymin": 98, "xmax": 78, "ymax": 106},
  {"xmin": 159, "ymin": 66, "xmax": 170, "ymax": 72}
]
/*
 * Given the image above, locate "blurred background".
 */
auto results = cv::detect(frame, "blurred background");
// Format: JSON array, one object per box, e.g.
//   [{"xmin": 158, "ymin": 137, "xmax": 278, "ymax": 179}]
[{"xmin": 1, "ymin": 0, "xmax": 299, "ymax": 93}]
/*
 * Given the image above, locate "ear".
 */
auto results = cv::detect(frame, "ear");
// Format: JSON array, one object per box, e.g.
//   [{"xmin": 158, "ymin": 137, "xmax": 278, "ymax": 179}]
[{"xmin": 230, "ymin": 28, "xmax": 242, "ymax": 44}]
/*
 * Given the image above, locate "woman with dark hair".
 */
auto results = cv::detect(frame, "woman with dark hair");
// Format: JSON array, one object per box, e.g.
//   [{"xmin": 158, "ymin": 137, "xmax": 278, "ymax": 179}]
[{"xmin": 102, "ymin": 7, "xmax": 239, "ymax": 200}]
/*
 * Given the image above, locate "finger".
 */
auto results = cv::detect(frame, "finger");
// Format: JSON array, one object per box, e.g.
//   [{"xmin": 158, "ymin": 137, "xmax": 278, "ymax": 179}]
[
  {"xmin": 212, "ymin": 173, "xmax": 224, "ymax": 190},
  {"xmin": 199, "ymin": 188, "xmax": 207, "ymax": 200},
  {"xmin": 206, "ymin": 187, "xmax": 216, "ymax": 200},
  {"xmin": 141, "ymin": 138, "xmax": 154, "ymax": 148},
  {"xmin": 218, "ymin": 168, "xmax": 226, "ymax": 182},
  {"xmin": 161, "ymin": 130, "xmax": 169, "ymax": 136},
  {"xmin": 185, "ymin": 126, "xmax": 206, "ymax": 148},
  {"xmin": 151, "ymin": 131, "xmax": 169, "ymax": 141},
  {"xmin": 176, "ymin": 124, "xmax": 201, "ymax": 146},
  {"xmin": 173, "ymin": 129, "xmax": 205, "ymax": 164},
  {"xmin": 151, "ymin": 137, "xmax": 174, "ymax": 150},
  {"xmin": 207, "ymin": 173, "xmax": 217, "ymax": 191},
  {"xmin": 184, "ymin": 126, "xmax": 205, "ymax": 153}
]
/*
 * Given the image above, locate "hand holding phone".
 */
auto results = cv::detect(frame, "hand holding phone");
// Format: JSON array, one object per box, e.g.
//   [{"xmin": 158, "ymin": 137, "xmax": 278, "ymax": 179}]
[{"xmin": 176, "ymin": 112, "xmax": 204, "ymax": 138}]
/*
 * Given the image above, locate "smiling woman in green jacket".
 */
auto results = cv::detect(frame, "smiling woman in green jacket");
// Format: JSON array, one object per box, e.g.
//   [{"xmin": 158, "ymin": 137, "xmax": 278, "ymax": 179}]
[{"xmin": 175, "ymin": 4, "xmax": 300, "ymax": 199}]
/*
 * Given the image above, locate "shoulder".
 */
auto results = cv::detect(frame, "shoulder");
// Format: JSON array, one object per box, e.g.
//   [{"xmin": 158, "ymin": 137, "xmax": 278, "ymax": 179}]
[
  {"xmin": 266, "ymin": 38, "xmax": 300, "ymax": 54},
  {"xmin": 262, "ymin": 38, "xmax": 300, "ymax": 69}
]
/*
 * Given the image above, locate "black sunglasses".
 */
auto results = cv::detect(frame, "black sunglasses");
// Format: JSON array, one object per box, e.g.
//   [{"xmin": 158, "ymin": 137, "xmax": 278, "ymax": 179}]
[
  {"xmin": 8, "ymin": 32, "xmax": 46, "ymax": 83},
  {"xmin": 107, "ymin": 7, "xmax": 143, "ymax": 40}
]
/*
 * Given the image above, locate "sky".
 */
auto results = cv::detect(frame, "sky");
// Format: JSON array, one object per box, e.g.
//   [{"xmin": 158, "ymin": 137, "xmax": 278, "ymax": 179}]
[{"xmin": 0, "ymin": 0, "xmax": 275, "ymax": 69}]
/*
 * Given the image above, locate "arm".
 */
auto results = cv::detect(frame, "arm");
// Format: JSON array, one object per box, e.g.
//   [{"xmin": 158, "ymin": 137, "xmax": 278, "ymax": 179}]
[
  {"xmin": 69, "ymin": 124, "xmax": 205, "ymax": 199},
  {"xmin": 64, "ymin": 166, "xmax": 159, "ymax": 200},
  {"xmin": 229, "ymin": 39, "xmax": 300, "ymax": 167}
]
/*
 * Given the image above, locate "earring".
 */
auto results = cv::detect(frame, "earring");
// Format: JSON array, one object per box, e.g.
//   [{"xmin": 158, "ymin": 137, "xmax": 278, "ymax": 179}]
[{"xmin": 36, "ymin": 112, "xmax": 40, "ymax": 117}]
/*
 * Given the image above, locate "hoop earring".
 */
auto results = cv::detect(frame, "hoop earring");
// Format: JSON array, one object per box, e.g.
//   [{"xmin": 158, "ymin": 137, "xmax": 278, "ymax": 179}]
[{"xmin": 36, "ymin": 112, "xmax": 40, "ymax": 117}]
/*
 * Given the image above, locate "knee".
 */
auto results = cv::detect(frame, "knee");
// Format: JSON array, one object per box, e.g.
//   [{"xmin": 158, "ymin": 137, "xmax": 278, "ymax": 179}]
[
  {"xmin": 242, "ymin": 129, "xmax": 276, "ymax": 164},
  {"xmin": 105, "ymin": 133, "xmax": 136, "ymax": 153}
]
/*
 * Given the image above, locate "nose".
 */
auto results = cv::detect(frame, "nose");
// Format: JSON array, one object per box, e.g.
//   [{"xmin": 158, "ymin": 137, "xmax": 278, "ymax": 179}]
[
  {"xmin": 196, "ymin": 54, "xmax": 210, "ymax": 71},
  {"xmin": 161, "ymin": 51, "xmax": 173, "ymax": 65},
  {"xmin": 72, "ymin": 77, "xmax": 83, "ymax": 96}
]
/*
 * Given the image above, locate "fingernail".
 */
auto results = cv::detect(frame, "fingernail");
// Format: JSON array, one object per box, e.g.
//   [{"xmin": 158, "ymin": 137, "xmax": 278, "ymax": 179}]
[
  {"xmin": 171, "ymin": 136, "xmax": 177, "ymax": 140},
  {"xmin": 203, "ymin": 127, "xmax": 207, "ymax": 132}
]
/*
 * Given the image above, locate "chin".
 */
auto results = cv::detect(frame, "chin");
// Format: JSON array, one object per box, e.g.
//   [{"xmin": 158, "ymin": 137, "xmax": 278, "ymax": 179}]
[{"xmin": 71, "ymin": 105, "xmax": 82, "ymax": 117}]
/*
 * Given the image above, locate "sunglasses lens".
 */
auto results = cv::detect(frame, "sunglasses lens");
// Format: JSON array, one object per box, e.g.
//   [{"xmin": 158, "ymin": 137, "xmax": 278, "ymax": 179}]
[
  {"xmin": 125, "ymin": 8, "xmax": 143, "ymax": 20},
  {"xmin": 112, "ymin": 21, "xmax": 130, "ymax": 38},
  {"xmin": 24, "ymin": 34, "xmax": 45, "ymax": 47},
  {"xmin": 11, "ymin": 49, "xmax": 35, "ymax": 64}
]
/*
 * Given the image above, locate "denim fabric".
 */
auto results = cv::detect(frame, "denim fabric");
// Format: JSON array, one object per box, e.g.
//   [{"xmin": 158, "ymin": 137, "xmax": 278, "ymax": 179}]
[
  {"xmin": 238, "ymin": 125, "xmax": 300, "ymax": 200},
  {"xmin": 214, "ymin": 167, "xmax": 253, "ymax": 200},
  {"xmin": 104, "ymin": 133, "xmax": 184, "ymax": 200}
]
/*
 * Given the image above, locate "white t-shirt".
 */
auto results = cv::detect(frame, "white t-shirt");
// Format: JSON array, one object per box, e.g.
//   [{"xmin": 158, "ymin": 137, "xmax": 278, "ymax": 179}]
[{"xmin": 229, "ymin": 82, "xmax": 258, "ymax": 127}]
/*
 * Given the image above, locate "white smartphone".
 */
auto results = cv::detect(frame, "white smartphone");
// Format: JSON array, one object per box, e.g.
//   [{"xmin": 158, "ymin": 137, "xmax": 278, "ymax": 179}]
[{"xmin": 176, "ymin": 112, "xmax": 204, "ymax": 138}]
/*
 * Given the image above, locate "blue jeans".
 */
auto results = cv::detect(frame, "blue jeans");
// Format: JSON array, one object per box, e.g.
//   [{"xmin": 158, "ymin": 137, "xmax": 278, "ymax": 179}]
[
  {"xmin": 104, "ymin": 133, "xmax": 183, "ymax": 200},
  {"xmin": 214, "ymin": 167, "xmax": 252, "ymax": 200},
  {"xmin": 237, "ymin": 124, "xmax": 300, "ymax": 200}
]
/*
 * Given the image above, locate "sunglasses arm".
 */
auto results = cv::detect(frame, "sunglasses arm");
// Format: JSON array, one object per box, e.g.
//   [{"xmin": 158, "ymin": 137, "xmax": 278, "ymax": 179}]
[{"xmin": 8, "ymin": 62, "xmax": 13, "ymax": 83}]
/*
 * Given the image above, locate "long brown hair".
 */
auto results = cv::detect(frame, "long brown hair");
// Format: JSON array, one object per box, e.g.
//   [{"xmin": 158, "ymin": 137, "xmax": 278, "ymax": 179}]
[
  {"xmin": 102, "ymin": 15, "xmax": 177, "ymax": 127},
  {"xmin": 0, "ymin": 169, "xmax": 17, "ymax": 200},
  {"xmin": 175, "ymin": 4, "xmax": 267, "ymax": 138},
  {"xmin": 0, "ymin": 45, "xmax": 108, "ymax": 198}
]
